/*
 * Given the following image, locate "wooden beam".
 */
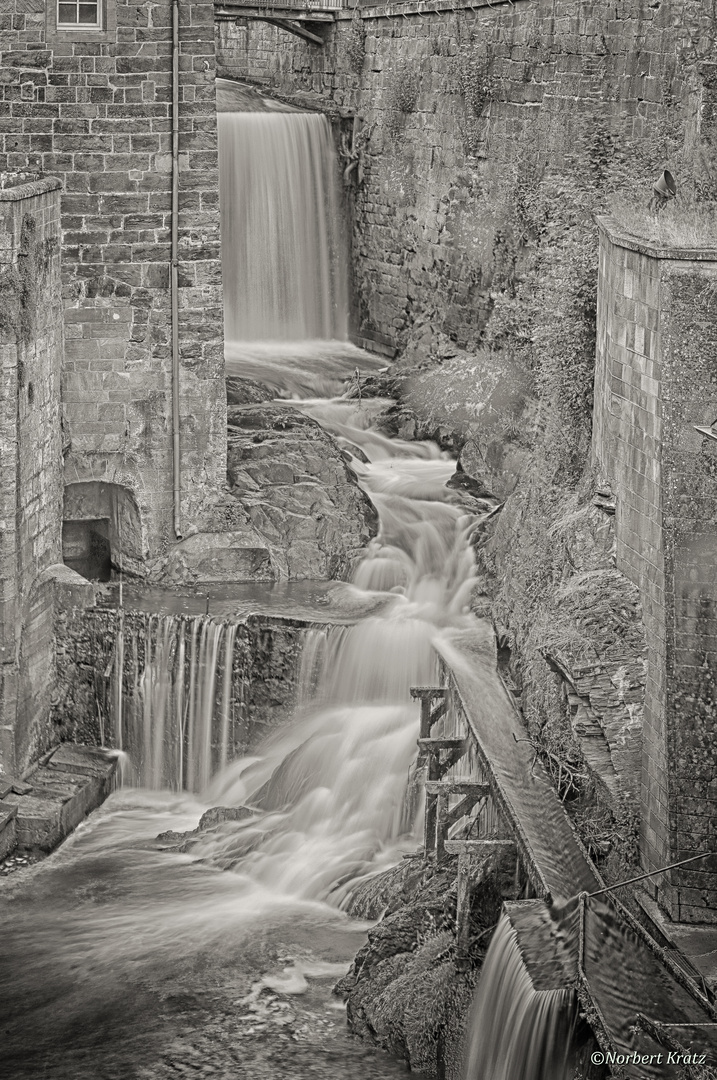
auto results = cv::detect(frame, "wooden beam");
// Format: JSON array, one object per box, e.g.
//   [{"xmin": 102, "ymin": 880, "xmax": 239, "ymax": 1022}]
[
  {"xmin": 444, "ymin": 839, "xmax": 517, "ymax": 857},
  {"xmin": 417, "ymin": 738, "xmax": 465, "ymax": 751},
  {"xmin": 424, "ymin": 781, "xmax": 490, "ymax": 797}
]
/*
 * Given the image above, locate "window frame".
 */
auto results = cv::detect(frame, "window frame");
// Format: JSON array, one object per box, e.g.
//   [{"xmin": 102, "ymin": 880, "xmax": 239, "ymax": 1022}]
[
  {"xmin": 57, "ymin": 0, "xmax": 101, "ymax": 30},
  {"xmin": 46, "ymin": 0, "xmax": 116, "ymax": 42}
]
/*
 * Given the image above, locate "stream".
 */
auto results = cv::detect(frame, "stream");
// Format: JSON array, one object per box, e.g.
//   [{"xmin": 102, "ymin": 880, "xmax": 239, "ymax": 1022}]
[{"xmin": 0, "ymin": 348, "xmax": 484, "ymax": 1080}]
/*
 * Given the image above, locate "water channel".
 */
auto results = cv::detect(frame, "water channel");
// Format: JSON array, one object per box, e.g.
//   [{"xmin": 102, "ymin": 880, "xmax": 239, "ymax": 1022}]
[{"xmin": 0, "ymin": 94, "xmax": 486, "ymax": 1080}]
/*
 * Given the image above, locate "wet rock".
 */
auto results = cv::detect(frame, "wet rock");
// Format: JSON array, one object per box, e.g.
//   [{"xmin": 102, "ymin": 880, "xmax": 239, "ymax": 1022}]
[
  {"xmin": 226, "ymin": 403, "xmax": 378, "ymax": 581},
  {"xmin": 371, "ymin": 403, "xmax": 421, "ymax": 442},
  {"xmin": 227, "ymin": 375, "xmax": 274, "ymax": 406},
  {"xmin": 197, "ymin": 806, "xmax": 253, "ymax": 830},
  {"xmin": 156, "ymin": 805, "xmax": 254, "ymax": 851},
  {"xmin": 445, "ymin": 461, "xmax": 494, "ymax": 500},
  {"xmin": 459, "ymin": 431, "xmax": 532, "ymax": 502},
  {"xmin": 336, "ymin": 858, "xmax": 505, "ymax": 1079}
]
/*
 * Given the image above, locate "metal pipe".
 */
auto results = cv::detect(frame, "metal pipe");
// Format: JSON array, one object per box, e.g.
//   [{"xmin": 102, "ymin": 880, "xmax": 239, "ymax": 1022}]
[
  {"xmin": 587, "ymin": 851, "xmax": 717, "ymax": 899},
  {"xmin": 171, "ymin": 0, "xmax": 182, "ymax": 540}
]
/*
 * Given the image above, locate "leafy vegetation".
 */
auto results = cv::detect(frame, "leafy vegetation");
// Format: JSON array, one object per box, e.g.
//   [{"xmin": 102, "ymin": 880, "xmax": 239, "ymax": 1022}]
[
  {"xmin": 345, "ymin": 5, "xmax": 366, "ymax": 75},
  {"xmin": 383, "ymin": 60, "xmax": 422, "ymax": 141}
]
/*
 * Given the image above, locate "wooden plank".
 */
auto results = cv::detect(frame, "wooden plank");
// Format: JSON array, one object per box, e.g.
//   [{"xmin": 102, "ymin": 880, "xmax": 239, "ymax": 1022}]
[
  {"xmin": 443, "ymin": 794, "xmax": 487, "ymax": 832},
  {"xmin": 417, "ymin": 738, "xmax": 465, "ymax": 750},
  {"xmin": 410, "ymin": 686, "xmax": 448, "ymax": 699},
  {"xmin": 444, "ymin": 839, "xmax": 516, "ymax": 857},
  {"xmin": 429, "ymin": 699, "xmax": 448, "ymax": 724},
  {"xmin": 424, "ymin": 781, "xmax": 490, "ymax": 796}
]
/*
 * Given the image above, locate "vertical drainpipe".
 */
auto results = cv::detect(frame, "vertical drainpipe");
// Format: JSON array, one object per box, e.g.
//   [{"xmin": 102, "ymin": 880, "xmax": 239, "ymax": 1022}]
[{"xmin": 171, "ymin": 0, "xmax": 183, "ymax": 540}]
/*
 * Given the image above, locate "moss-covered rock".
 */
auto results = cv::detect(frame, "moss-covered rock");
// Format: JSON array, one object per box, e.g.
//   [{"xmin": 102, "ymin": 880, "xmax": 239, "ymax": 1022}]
[{"xmin": 336, "ymin": 858, "xmax": 504, "ymax": 1079}]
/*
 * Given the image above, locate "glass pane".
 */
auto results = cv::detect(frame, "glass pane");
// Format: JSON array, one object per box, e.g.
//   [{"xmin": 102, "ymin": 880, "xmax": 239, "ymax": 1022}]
[
  {"xmin": 57, "ymin": 3, "xmax": 77, "ymax": 23},
  {"xmin": 78, "ymin": 2, "xmax": 99, "ymax": 23}
]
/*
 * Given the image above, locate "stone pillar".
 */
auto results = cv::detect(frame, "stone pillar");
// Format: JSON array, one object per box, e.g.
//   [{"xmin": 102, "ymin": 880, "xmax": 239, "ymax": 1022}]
[
  {"xmin": 592, "ymin": 216, "xmax": 717, "ymax": 923},
  {"xmin": 0, "ymin": 176, "xmax": 64, "ymax": 778}
]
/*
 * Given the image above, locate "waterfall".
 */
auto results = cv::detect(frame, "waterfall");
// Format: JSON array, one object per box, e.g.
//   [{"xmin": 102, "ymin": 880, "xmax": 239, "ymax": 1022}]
[
  {"xmin": 461, "ymin": 913, "xmax": 577, "ymax": 1080},
  {"xmin": 115, "ymin": 614, "xmax": 241, "ymax": 792},
  {"xmin": 218, "ymin": 110, "xmax": 347, "ymax": 343}
]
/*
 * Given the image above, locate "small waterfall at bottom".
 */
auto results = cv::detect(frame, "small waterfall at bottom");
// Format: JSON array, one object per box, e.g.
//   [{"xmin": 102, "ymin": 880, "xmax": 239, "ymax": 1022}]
[
  {"xmin": 461, "ymin": 912, "xmax": 577, "ymax": 1080},
  {"xmin": 116, "ymin": 614, "xmax": 242, "ymax": 791}
]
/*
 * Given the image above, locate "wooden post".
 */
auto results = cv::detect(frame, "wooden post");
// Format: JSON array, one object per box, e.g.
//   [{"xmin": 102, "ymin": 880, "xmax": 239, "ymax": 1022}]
[
  {"xmin": 446, "ymin": 840, "xmax": 517, "ymax": 970},
  {"xmin": 455, "ymin": 848, "xmax": 473, "ymax": 969},
  {"xmin": 410, "ymin": 686, "xmax": 448, "ymax": 740},
  {"xmin": 424, "ymin": 749, "xmax": 440, "ymax": 854},
  {"xmin": 436, "ymin": 787, "xmax": 449, "ymax": 863}
]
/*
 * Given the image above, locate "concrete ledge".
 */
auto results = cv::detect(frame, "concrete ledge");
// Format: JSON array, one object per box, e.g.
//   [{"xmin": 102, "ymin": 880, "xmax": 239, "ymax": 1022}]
[
  {"xmin": 598, "ymin": 214, "xmax": 717, "ymax": 262},
  {"xmin": 38, "ymin": 563, "xmax": 97, "ymax": 610},
  {"xmin": 0, "ymin": 176, "xmax": 62, "ymax": 202},
  {"xmin": 347, "ymin": 0, "xmax": 531, "ymax": 21},
  {"xmin": 0, "ymin": 804, "xmax": 17, "ymax": 860},
  {"xmin": 1, "ymin": 745, "xmax": 117, "ymax": 853}
]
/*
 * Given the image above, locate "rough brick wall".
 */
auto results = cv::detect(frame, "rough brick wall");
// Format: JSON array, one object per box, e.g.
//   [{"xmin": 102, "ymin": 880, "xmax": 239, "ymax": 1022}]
[
  {"xmin": 0, "ymin": 0, "xmax": 226, "ymax": 569},
  {"xmin": 0, "ymin": 177, "xmax": 64, "ymax": 777},
  {"xmin": 216, "ymin": 0, "xmax": 717, "ymax": 353},
  {"xmin": 593, "ymin": 219, "xmax": 717, "ymax": 923},
  {"xmin": 661, "ymin": 261, "xmax": 717, "ymax": 923}
]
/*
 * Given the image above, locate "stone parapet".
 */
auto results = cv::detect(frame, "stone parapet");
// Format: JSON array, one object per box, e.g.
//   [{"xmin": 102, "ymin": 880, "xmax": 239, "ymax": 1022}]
[{"xmin": 592, "ymin": 215, "xmax": 717, "ymax": 924}]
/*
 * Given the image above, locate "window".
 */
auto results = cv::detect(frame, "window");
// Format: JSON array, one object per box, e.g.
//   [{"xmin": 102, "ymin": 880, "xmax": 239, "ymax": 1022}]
[
  {"xmin": 57, "ymin": 0, "xmax": 100, "ymax": 26},
  {"xmin": 47, "ymin": 0, "xmax": 115, "ymax": 40}
]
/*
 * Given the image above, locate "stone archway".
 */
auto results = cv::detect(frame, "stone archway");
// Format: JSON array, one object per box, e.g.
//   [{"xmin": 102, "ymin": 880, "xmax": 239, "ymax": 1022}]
[{"xmin": 62, "ymin": 481, "xmax": 145, "ymax": 580}]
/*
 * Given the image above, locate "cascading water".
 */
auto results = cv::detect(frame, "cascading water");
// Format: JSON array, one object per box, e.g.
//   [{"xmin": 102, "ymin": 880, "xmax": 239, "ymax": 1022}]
[
  {"xmin": 196, "ymin": 418, "xmax": 479, "ymax": 904},
  {"xmin": 118, "ymin": 614, "xmax": 241, "ymax": 791},
  {"xmin": 3, "ymin": 93, "xmax": 571, "ymax": 1080},
  {"xmin": 218, "ymin": 107, "xmax": 347, "ymax": 343},
  {"xmin": 461, "ymin": 913, "xmax": 577, "ymax": 1080},
  {"xmin": 0, "ymin": 373, "xmax": 487, "ymax": 1080}
]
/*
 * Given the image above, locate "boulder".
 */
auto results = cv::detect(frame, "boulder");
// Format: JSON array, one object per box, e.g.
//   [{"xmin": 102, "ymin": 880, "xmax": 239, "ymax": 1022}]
[
  {"xmin": 226, "ymin": 403, "xmax": 378, "ymax": 580},
  {"xmin": 155, "ymin": 805, "xmax": 254, "ymax": 851},
  {"xmin": 226, "ymin": 375, "xmax": 274, "ymax": 406},
  {"xmin": 197, "ymin": 805, "xmax": 253, "ymax": 829}
]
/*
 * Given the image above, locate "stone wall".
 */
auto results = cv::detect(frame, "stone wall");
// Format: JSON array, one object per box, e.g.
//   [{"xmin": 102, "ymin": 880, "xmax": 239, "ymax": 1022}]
[
  {"xmin": 0, "ymin": 0, "xmax": 226, "ymax": 569},
  {"xmin": 592, "ymin": 218, "xmax": 717, "ymax": 924},
  {"xmin": 216, "ymin": 0, "xmax": 717, "ymax": 355},
  {"xmin": 0, "ymin": 177, "xmax": 64, "ymax": 777}
]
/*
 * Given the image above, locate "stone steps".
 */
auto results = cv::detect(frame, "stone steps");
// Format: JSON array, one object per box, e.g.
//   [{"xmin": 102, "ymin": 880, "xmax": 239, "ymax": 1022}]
[{"xmin": 0, "ymin": 745, "xmax": 118, "ymax": 855}]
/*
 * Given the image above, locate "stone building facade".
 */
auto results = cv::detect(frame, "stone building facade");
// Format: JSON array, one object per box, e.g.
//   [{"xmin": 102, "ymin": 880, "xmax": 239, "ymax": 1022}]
[
  {"xmin": 0, "ymin": 178, "xmax": 64, "ymax": 777},
  {"xmin": 1, "ymin": 0, "xmax": 226, "ymax": 574},
  {"xmin": 593, "ymin": 219, "xmax": 717, "ymax": 924}
]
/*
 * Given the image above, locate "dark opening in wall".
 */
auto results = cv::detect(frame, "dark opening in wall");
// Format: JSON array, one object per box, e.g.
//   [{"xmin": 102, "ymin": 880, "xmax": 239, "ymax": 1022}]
[
  {"xmin": 63, "ymin": 481, "xmax": 145, "ymax": 579},
  {"xmin": 62, "ymin": 518, "xmax": 112, "ymax": 581}
]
